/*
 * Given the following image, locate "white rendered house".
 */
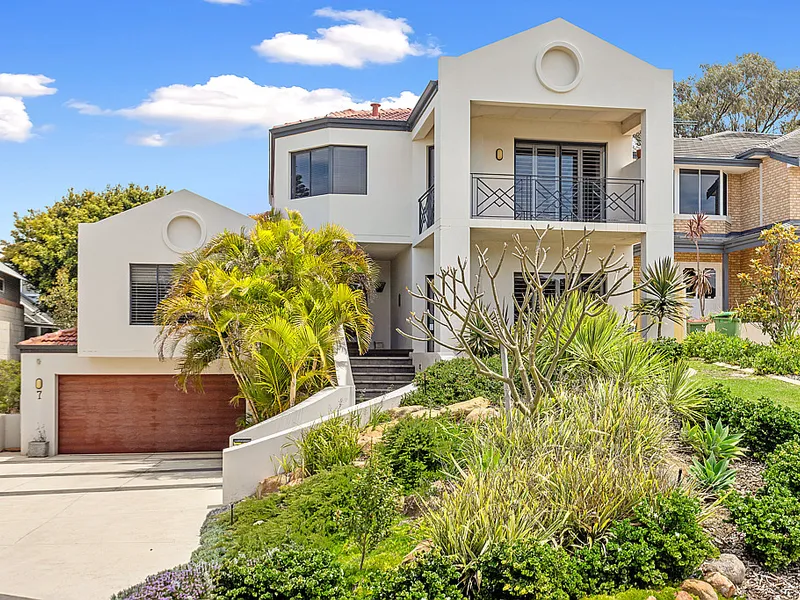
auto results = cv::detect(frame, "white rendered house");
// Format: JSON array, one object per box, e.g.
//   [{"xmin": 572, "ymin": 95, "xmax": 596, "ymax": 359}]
[{"xmin": 270, "ymin": 18, "xmax": 676, "ymax": 357}]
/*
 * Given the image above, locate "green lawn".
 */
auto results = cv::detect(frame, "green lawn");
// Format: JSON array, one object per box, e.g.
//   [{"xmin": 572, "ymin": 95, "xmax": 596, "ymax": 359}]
[{"xmin": 689, "ymin": 360, "xmax": 800, "ymax": 413}]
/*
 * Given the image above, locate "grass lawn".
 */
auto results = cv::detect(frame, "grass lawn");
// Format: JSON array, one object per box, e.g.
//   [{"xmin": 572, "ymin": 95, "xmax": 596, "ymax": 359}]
[{"xmin": 689, "ymin": 359, "xmax": 800, "ymax": 413}]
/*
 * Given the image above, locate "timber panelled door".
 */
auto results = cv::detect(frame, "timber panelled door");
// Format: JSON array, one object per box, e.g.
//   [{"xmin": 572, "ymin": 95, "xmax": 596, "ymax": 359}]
[{"xmin": 513, "ymin": 141, "xmax": 606, "ymax": 222}]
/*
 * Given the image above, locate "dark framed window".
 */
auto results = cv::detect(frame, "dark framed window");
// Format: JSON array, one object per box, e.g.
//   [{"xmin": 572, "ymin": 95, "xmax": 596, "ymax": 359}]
[
  {"xmin": 130, "ymin": 264, "xmax": 174, "ymax": 325},
  {"xmin": 291, "ymin": 146, "xmax": 367, "ymax": 198},
  {"xmin": 683, "ymin": 267, "xmax": 716, "ymax": 299},
  {"xmin": 679, "ymin": 169, "xmax": 727, "ymax": 216},
  {"xmin": 513, "ymin": 272, "xmax": 607, "ymax": 319}
]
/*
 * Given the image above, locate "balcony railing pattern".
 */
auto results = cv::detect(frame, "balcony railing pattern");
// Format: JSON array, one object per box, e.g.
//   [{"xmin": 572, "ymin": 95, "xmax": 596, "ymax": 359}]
[
  {"xmin": 471, "ymin": 173, "xmax": 643, "ymax": 224},
  {"xmin": 418, "ymin": 185, "xmax": 435, "ymax": 233}
]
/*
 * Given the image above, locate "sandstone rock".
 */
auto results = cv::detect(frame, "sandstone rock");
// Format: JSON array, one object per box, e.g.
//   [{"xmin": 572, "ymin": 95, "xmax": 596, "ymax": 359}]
[
  {"xmin": 645, "ymin": 596, "xmax": 657, "ymax": 600},
  {"xmin": 357, "ymin": 424, "xmax": 386, "ymax": 450},
  {"xmin": 387, "ymin": 405, "xmax": 427, "ymax": 419},
  {"xmin": 408, "ymin": 408, "xmax": 444, "ymax": 419},
  {"xmin": 255, "ymin": 474, "xmax": 286, "ymax": 498},
  {"xmin": 674, "ymin": 591, "xmax": 693, "ymax": 600},
  {"xmin": 703, "ymin": 553, "xmax": 746, "ymax": 586},
  {"xmin": 465, "ymin": 406, "xmax": 500, "ymax": 423},
  {"xmin": 445, "ymin": 397, "xmax": 490, "ymax": 417},
  {"xmin": 401, "ymin": 539, "xmax": 433, "ymax": 564},
  {"xmin": 704, "ymin": 572, "xmax": 736, "ymax": 598},
  {"xmin": 681, "ymin": 578, "xmax": 718, "ymax": 600}
]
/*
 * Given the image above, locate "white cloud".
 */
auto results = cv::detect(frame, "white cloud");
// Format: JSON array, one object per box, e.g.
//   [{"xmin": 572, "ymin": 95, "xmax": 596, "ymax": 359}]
[
  {"xmin": 68, "ymin": 75, "xmax": 418, "ymax": 146},
  {"xmin": 0, "ymin": 97, "xmax": 34, "ymax": 142},
  {"xmin": 0, "ymin": 73, "xmax": 57, "ymax": 97},
  {"xmin": 0, "ymin": 74, "xmax": 57, "ymax": 143},
  {"xmin": 204, "ymin": 0, "xmax": 247, "ymax": 4},
  {"xmin": 253, "ymin": 8, "xmax": 440, "ymax": 68}
]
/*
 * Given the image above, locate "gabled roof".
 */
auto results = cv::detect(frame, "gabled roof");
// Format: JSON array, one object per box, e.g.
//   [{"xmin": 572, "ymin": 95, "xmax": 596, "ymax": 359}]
[
  {"xmin": 317, "ymin": 107, "xmax": 412, "ymax": 122},
  {"xmin": 18, "ymin": 327, "xmax": 77, "ymax": 348},
  {"xmin": 675, "ymin": 130, "xmax": 800, "ymax": 166}
]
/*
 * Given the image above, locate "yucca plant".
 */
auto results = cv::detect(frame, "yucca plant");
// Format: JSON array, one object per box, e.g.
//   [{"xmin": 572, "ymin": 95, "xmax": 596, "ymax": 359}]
[
  {"xmin": 683, "ymin": 418, "xmax": 746, "ymax": 460},
  {"xmin": 662, "ymin": 360, "xmax": 706, "ymax": 422},
  {"xmin": 632, "ymin": 256, "xmax": 690, "ymax": 338},
  {"xmin": 690, "ymin": 453, "xmax": 737, "ymax": 492}
]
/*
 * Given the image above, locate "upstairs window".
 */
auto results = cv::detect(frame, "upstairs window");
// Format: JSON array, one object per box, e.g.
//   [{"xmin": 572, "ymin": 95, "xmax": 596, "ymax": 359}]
[
  {"xmin": 679, "ymin": 169, "xmax": 727, "ymax": 216},
  {"xmin": 291, "ymin": 146, "xmax": 367, "ymax": 198},
  {"xmin": 130, "ymin": 264, "xmax": 174, "ymax": 325}
]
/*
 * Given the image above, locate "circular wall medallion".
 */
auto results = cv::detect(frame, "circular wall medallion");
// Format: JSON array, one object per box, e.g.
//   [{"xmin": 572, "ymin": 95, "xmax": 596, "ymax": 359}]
[
  {"xmin": 163, "ymin": 211, "xmax": 206, "ymax": 253},
  {"xmin": 535, "ymin": 41, "xmax": 584, "ymax": 93}
]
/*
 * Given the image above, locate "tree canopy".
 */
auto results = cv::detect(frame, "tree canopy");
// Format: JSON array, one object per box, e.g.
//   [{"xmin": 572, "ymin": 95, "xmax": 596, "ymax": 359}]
[
  {"xmin": 675, "ymin": 53, "xmax": 800, "ymax": 136},
  {"xmin": 2, "ymin": 184, "xmax": 170, "ymax": 325}
]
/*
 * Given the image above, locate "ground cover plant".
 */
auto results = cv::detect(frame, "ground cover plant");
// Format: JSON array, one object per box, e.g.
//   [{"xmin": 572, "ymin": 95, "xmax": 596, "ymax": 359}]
[
  {"xmin": 683, "ymin": 331, "xmax": 800, "ymax": 378},
  {"xmin": 400, "ymin": 356, "xmax": 504, "ymax": 407}
]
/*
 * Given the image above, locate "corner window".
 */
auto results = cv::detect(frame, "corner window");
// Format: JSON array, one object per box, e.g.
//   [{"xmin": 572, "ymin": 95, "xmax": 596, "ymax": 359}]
[
  {"xmin": 679, "ymin": 169, "xmax": 727, "ymax": 216},
  {"xmin": 291, "ymin": 146, "xmax": 367, "ymax": 198},
  {"xmin": 130, "ymin": 264, "xmax": 174, "ymax": 325},
  {"xmin": 0, "ymin": 277, "xmax": 5, "ymax": 293}
]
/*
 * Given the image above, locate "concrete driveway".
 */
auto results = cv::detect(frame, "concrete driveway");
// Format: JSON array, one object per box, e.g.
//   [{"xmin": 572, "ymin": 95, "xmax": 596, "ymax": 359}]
[{"xmin": 0, "ymin": 452, "xmax": 224, "ymax": 600}]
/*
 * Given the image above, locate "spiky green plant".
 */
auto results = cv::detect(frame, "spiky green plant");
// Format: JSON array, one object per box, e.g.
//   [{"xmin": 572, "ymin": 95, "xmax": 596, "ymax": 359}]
[
  {"xmin": 632, "ymin": 256, "xmax": 690, "ymax": 337},
  {"xmin": 690, "ymin": 453, "xmax": 737, "ymax": 492},
  {"xmin": 683, "ymin": 418, "xmax": 746, "ymax": 460},
  {"xmin": 295, "ymin": 414, "xmax": 361, "ymax": 476},
  {"xmin": 662, "ymin": 360, "xmax": 707, "ymax": 422}
]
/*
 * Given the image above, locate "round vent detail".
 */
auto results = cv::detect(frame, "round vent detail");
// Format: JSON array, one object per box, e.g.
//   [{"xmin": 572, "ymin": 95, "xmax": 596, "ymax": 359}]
[
  {"xmin": 535, "ymin": 42, "xmax": 584, "ymax": 93},
  {"xmin": 163, "ymin": 212, "xmax": 206, "ymax": 253}
]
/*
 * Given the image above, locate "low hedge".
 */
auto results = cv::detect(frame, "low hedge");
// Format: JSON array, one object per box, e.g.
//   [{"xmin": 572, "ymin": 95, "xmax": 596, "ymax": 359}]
[
  {"xmin": 400, "ymin": 356, "xmax": 504, "ymax": 407},
  {"xmin": 682, "ymin": 331, "xmax": 800, "ymax": 375}
]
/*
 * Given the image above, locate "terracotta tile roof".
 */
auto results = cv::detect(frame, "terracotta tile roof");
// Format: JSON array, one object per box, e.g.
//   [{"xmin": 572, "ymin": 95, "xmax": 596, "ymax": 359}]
[
  {"xmin": 19, "ymin": 327, "xmax": 77, "ymax": 347},
  {"xmin": 276, "ymin": 107, "xmax": 413, "ymax": 128}
]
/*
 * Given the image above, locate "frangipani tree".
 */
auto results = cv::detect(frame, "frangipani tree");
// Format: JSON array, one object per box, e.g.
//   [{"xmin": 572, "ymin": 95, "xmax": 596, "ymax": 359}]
[{"xmin": 402, "ymin": 227, "xmax": 634, "ymax": 412}]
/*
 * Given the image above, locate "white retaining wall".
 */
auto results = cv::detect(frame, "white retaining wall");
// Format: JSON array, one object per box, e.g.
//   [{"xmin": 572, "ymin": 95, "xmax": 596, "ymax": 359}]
[
  {"xmin": 222, "ymin": 384, "xmax": 413, "ymax": 503},
  {"xmin": 0, "ymin": 413, "xmax": 21, "ymax": 451}
]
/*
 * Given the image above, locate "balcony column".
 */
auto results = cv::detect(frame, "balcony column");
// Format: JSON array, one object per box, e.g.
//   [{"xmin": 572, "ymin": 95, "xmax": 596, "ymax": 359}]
[
  {"xmin": 640, "ymin": 102, "xmax": 676, "ymax": 337},
  {"xmin": 432, "ymin": 78, "xmax": 472, "ymax": 353}
]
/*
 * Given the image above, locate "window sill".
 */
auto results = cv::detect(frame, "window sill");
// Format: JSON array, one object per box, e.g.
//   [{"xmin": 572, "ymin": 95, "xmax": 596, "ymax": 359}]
[{"xmin": 675, "ymin": 214, "xmax": 729, "ymax": 222}]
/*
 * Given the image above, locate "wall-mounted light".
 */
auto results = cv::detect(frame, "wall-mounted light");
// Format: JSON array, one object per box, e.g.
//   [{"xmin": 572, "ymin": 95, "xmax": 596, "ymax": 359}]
[
  {"xmin": 376, "ymin": 281, "xmax": 386, "ymax": 293},
  {"xmin": 35, "ymin": 378, "xmax": 43, "ymax": 390},
  {"xmin": 495, "ymin": 148, "xmax": 504, "ymax": 161}
]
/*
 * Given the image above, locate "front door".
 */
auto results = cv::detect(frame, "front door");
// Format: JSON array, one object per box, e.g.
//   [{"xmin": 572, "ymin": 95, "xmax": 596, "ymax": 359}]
[{"xmin": 680, "ymin": 261, "xmax": 723, "ymax": 319}]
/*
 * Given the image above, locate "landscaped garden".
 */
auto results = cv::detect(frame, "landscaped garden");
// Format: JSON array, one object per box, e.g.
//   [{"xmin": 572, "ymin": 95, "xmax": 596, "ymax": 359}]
[{"xmin": 112, "ymin": 222, "xmax": 800, "ymax": 600}]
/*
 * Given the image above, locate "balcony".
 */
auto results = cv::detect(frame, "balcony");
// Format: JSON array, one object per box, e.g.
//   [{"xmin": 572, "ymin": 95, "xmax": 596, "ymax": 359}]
[
  {"xmin": 471, "ymin": 173, "xmax": 643, "ymax": 224},
  {"xmin": 418, "ymin": 185, "xmax": 435, "ymax": 233}
]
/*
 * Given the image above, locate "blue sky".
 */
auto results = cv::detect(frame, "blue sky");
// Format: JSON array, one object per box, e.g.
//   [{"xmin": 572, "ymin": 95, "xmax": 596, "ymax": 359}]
[{"xmin": 1, "ymin": 0, "xmax": 799, "ymax": 239}]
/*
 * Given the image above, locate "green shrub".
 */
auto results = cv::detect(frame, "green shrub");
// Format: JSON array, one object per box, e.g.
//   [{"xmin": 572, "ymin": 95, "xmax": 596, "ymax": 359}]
[
  {"xmin": 646, "ymin": 338, "xmax": 682, "ymax": 362},
  {"xmin": 576, "ymin": 492, "xmax": 716, "ymax": 593},
  {"xmin": 0, "ymin": 359, "xmax": 20, "ymax": 414},
  {"xmin": 347, "ymin": 459, "xmax": 399, "ymax": 569},
  {"xmin": 689, "ymin": 454, "xmax": 737, "ymax": 493},
  {"xmin": 475, "ymin": 541, "xmax": 583, "ymax": 600},
  {"xmin": 400, "ymin": 357, "xmax": 504, "ymax": 407},
  {"xmin": 727, "ymin": 485, "xmax": 800, "ymax": 571},
  {"xmin": 682, "ymin": 419, "xmax": 745, "ymax": 460},
  {"xmin": 704, "ymin": 385, "xmax": 800, "ymax": 457},
  {"xmin": 681, "ymin": 332, "xmax": 759, "ymax": 366},
  {"xmin": 377, "ymin": 416, "xmax": 469, "ymax": 492},
  {"xmin": 764, "ymin": 441, "xmax": 800, "ymax": 495},
  {"xmin": 214, "ymin": 547, "xmax": 347, "ymax": 599},
  {"xmin": 222, "ymin": 466, "xmax": 359, "ymax": 556},
  {"xmin": 751, "ymin": 340, "xmax": 800, "ymax": 375},
  {"xmin": 297, "ymin": 415, "xmax": 361, "ymax": 475},
  {"xmin": 366, "ymin": 552, "xmax": 464, "ymax": 600}
]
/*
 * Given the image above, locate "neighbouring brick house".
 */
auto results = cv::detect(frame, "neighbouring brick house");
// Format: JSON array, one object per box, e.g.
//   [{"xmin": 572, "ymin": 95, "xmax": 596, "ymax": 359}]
[{"xmin": 635, "ymin": 130, "xmax": 800, "ymax": 319}]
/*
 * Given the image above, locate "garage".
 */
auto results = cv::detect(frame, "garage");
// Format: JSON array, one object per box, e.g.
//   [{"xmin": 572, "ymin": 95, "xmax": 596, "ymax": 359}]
[{"xmin": 57, "ymin": 374, "xmax": 243, "ymax": 454}]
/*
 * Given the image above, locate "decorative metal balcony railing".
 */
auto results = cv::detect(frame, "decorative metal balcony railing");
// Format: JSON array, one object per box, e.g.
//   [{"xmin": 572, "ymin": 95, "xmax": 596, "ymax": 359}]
[
  {"xmin": 418, "ymin": 185, "xmax": 435, "ymax": 233},
  {"xmin": 471, "ymin": 173, "xmax": 643, "ymax": 224}
]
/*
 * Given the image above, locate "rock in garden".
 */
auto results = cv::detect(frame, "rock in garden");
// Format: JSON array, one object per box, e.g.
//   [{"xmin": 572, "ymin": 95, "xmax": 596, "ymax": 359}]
[
  {"xmin": 703, "ymin": 553, "xmax": 746, "ymax": 585},
  {"xmin": 704, "ymin": 572, "xmax": 736, "ymax": 598},
  {"xmin": 674, "ymin": 592, "xmax": 693, "ymax": 600},
  {"xmin": 645, "ymin": 596, "xmax": 656, "ymax": 600},
  {"xmin": 681, "ymin": 578, "xmax": 718, "ymax": 600},
  {"xmin": 387, "ymin": 405, "xmax": 427, "ymax": 419},
  {"xmin": 408, "ymin": 408, "xmax": 444, "ymax": 419},
  {"xmin": 445, "ymin": 397, "xmax": 490, "ymax": 417},
  {"xmin": 401, "ymin": 539, "xmax": 433, "ymax": 564},
  {"xmin": 357, "ymin": 424, "xmax": 386, "ymax": 450},
  {"xmin": 256, "ymin": 474, "xmax": 285, "ymax": 498},
  {"xmin": 465, "ymin": 406, "xmax": 500, "ymax": 423}
]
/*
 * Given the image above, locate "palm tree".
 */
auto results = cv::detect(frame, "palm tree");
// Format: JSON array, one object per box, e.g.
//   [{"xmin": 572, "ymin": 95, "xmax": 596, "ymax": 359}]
[
  {"xmin": 685, "ymin": 213, "xmax": 712, "ymax": 318},
  {"xmin": 156, "ymin": 211, "xmax": 376, "ymax": 422},
  {"xmin": 632, "ymin": 257, "xmax": 690, "ymax": 338}
]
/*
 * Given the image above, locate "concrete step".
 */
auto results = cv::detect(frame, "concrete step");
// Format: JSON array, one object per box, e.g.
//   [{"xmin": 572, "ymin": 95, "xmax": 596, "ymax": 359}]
[
  {"xmin": 350, "ymin": 357, "xmax": 414, "ymax": 368},
  {"xmin": 353, "ymin": 374, "xmax": 415, "ymax": 384},
  {"xmin": 351, "ymin": 366, "xmax": 416, "ymax": 376}
]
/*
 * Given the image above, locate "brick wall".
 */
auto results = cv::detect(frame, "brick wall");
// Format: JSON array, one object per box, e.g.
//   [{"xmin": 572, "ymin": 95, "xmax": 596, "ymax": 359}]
[
  {"xmin": 674, "ymin": 252, "xmax": 722, "ymax": 263},
  {"xmin": 674, "ymin": 217, "xmax": 729, "ymax": 235},
  {"xmin": 727, "ymin": 247, "xmax": 758, "ymax": 308}
]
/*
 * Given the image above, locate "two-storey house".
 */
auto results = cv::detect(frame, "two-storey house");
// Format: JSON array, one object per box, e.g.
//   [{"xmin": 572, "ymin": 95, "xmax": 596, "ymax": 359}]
[{"xmin": 270, "ymin": 18, "xmax": 675, "ymax": 355}]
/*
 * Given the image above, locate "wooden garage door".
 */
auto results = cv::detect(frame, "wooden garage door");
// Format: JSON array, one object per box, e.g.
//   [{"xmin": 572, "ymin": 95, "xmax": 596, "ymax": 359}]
[{"xmin": 58, "ymin": 375, "xmax": 243, "ymax": 454}]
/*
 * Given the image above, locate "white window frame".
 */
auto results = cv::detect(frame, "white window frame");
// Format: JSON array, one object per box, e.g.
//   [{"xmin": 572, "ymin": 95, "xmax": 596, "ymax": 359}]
[{"xmin": 674, "ymin": 168, "xmax": 729, "ymax": 219}]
